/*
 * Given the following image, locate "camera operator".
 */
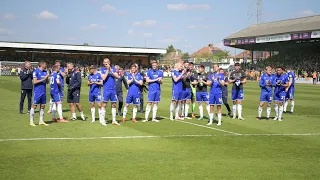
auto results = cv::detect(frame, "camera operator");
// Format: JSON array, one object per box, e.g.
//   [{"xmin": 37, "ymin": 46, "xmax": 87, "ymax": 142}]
[{"xmin": 19, "ymin": 61, "xmax": 33, "ymax": 114}]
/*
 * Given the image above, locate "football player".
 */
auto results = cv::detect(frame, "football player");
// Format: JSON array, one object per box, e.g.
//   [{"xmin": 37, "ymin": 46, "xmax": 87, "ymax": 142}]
[
  {"xmin": 143, "ymin": 61, "xmax": 163, "ymax": 122},
  {"xmin": 122, "ymin": 64, "xmax": 143, "ymax": 122}
]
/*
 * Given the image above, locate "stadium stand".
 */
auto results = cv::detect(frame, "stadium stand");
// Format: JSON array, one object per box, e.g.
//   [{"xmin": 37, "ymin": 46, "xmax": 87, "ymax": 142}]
[{"xmin": 224, "ymin": 14, "xmax": 320, "ymax": 81}]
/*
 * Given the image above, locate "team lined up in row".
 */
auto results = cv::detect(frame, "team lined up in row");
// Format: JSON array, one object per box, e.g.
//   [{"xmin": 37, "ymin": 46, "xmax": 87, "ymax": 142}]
[
  {"xmin": 168, "ymin": 61, "xmax": 296, "ymax": 125},
  {"xmin": 28, "ymin": 58, "xmax": 295, "ymax": 126}
]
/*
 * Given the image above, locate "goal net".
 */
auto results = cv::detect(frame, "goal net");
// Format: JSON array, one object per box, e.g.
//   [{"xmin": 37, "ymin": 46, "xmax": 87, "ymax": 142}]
[{"xmin": 0, "ymin": 61, "xmax": 39, "ymax": 76}]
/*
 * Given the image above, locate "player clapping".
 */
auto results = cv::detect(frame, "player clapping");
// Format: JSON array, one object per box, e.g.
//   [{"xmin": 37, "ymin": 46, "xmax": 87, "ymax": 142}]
[
  {"xmin": 192, "ymin": 65, "xmax": 210, "ymax": 121},
  {"xmin": 88, "ymin": 66, "xmax": 105, "ymax": 125},
  {"xmin": 122, "ymin": 64, "xmax": 143, "ymax": 122},
  {"xmin": 143, "ymin": 61, "xmax": 163, "ymax": 123},
  {"xmin": 273, "ymin": 67, "xmax": 289, "ymax": 121},
  {"xmin": 100, "ymin": 58, "xmax": 120, "ymax": 125},
  {"xmin": 207, "ymin": 64, "xmax": 225, "ymax": 126},
  {"xmin": 170, "ymin": 62, "xmax": 185, "ymax": 120},
  {"xmin": 228, "ymin": 63, "xmax": 246, "ymax": 120},
  {"xmin": 257, "ymin": 66, "xmax": 276, "ymax": 120}
]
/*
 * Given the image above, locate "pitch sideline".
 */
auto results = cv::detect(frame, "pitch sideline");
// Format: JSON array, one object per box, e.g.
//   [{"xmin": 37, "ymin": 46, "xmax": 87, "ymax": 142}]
[{"xmin": 1, "ymin": 133, "xmax": 320, "ymax": 142}]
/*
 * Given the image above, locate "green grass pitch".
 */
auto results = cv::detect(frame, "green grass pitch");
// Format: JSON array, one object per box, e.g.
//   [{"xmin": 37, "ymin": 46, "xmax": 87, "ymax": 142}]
[{"xmin": 0, "ymin": 76, "xmax": 320, "ymax": 180}]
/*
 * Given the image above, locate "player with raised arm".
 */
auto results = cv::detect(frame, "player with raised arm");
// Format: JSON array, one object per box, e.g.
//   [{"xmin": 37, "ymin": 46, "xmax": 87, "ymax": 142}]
[
  {"xmin": 207, "ymin": 64, "xmax": 225, "ymax": 126},
  {"xmin": 100, "ymin": 58, "xmax": 120, "ymax": 125},
  {"xmin": 88, "ymin": 65, "xmax": 104, "ymax": 125},
  {"xmin": 228, "ymin": 63, "xmax": 246, "ymax": 120},
  {"xmin": 50, "ymin": 65, "xmax": 69, "ymax": 123},
  {"xmin": 143, "ymin": 60, "xmax": 163, "ymax": 123},
  {"xmin": 170, "ymin": 62, "xmax": 185, "ymax": 120},
  {"xmin": 192, "ymin": 65, "xmax": 210, "ymax": 120},
  {"xmin": 256, "ymin": 66, "xmax": 276, "ymax": 120},
  {"xmin": 122, "ymin": 64, "xmax": 143, "ymax": 122},
  {"xmin": 29, "ymin": 61, "xmax": 50, "ymax": 126},
  {"xmin": 284, "ymin": 67, "xmax": 296, "ymax": 114},
  {"xmin": 273, "ymin": 67, "xmax": 289, "ymax": 121}
]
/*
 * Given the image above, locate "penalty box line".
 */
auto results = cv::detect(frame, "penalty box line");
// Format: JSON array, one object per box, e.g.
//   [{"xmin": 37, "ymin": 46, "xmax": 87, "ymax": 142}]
[{"xmin": 160, "ymin": 116, "xmax": 242, "ymax": 135}]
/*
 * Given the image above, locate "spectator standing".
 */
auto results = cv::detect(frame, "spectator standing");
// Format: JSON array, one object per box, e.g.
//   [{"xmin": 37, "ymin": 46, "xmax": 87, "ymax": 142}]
[
  {"xmin": 19, "ymin": 61, "xmax": 33, "ymax": 114},
  {"xmin": 312, "ymin": 71, "xmax": 317, "ymax": 85}
]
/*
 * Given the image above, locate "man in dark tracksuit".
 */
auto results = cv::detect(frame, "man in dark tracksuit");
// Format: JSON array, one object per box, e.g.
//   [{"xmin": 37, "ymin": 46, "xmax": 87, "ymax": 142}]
[
  {"xmin": 115, "ymin": 66, "xmax": 128, "ymax": 116},
  {"xmin": 67, "ymin": 63, "xmax": 86, "ymax": 121},
  {"xmin": 19, "ymin": 61, "xmax": 33, "ymax": 114},
  {"xmin": 139, "ymin": 72, "xmax": 147, "ymax": 114},
  {"xmin": 220, "ymin": 69, "xmax": 232, "ymax": 116}
]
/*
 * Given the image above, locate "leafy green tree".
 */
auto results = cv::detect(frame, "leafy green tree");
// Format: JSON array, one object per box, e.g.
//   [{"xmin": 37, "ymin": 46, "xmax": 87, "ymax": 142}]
[
  {"xmin": 166, "ymin": 45, "xmax": 175, "ymax": 54},
  {"xmin": 182, "ymin": 53, "xmax": 190, "ymax": 59}
]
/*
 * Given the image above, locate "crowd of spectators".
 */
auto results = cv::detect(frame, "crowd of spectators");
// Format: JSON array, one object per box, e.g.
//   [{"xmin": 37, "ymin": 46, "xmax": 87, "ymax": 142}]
[{"xmin": 240, "ymin": 51, "xmax": 320, "ymax": 80}]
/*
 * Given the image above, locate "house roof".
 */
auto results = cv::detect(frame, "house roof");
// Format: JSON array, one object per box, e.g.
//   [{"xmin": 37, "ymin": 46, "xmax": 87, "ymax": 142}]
[
  {"xmin": 162, "ymin": 51, "xmax": 183, "ymax": 61},
  {"xmin": 191, "ymin": 46, "xmax": 222, "ymax": 57}
]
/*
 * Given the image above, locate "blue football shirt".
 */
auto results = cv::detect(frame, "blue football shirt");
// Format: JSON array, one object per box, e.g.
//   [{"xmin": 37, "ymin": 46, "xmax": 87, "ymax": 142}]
[
  {"xmin": 209, "ymin": 73, "xmax": 224, "ymax": 94},
  {"xmin": 259, "ymin": 73, "xmax": 276, "ymax": 93},
  {"xmin": 147, "ymin": 69, "xmax": 163, "ymax": 91},
  {"xmin": 88, "ymin": 73, "xmax": 102, "ymax": 95},
  {"xmin": 275, "ymin": 73, "xmax": 288, "ymax": 93},
  {"xmin": 33, "ymin": 68, "xmax": 47, "ymax": 95},
  {"xmin": 100, "ymin": 67, "xmax": 117, "ymax": 91},
  {"xmin": 128, "ymin": 73, "xmax": 143, "ymax": 94},
  {"xmin": 171, "ymin": 70, "xmax": 183, "ymax": 92},
  {"xmin": 50, "ymin": 72, "xmax": 60, "ymax": 94}
]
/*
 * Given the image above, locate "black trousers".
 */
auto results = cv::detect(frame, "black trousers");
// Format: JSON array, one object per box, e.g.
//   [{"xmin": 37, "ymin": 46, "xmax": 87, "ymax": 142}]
[
  {"xmin": 20, "ymin": 89, "xmax": 32, "ymax": 112},
  {"xmin": 140, "ymin": 92, "xmax": 144, "ymax": 113},
  {"xmin": 117, "ymin": 91, "xmax": 123, "ymax": 112}
]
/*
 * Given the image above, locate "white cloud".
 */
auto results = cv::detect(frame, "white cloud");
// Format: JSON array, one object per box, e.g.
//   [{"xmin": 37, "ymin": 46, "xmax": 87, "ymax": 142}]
[
  {"xmin": 298, "ymin": 10, "xmax": 315, "ymax": 17},
  {"xmin": 1, "ymin": 13, "xmax": 15, "ymax": 20},
  {"xmin": 101, "ymin": 4, "xmax": 126, "ymax": 15},
  {"xmin": 133, "ymin": 20, "xmax": 157, "ymax": 27},
  {"xmin": 0, "ymin": 28, "xmax": 10, "ymax": 36},
  {"xmin": 186, "ymin": 25, "xmax": 209, "ymax": 29},
  {"xmin": 81, "ymin": 24, "xmax": 105, "ymax": 31},
  {"xmin": 143, "ymin": 33, "xmax": 153, "ymax": 38},
  {"xmin": 157, "ymin": 38, "xmax": 178, "ymax": 44},
  {"xmin": 167, "ymin": 4, "xmax": 188, "ymax": 11},
  {"xmin": 127, "ymin": 29, "xmax": 134, "ymax": 35},
  {"xmin": 67, "ymin": 37, "xmax": 77, "ymax": 41},
  {"xmin": 35, "ymin": 11, "xmax": 58, "ymax": 19},
  {"xmin": 167, "ymin": 4, "xmax": 211, "ymax": 11},
  {"xmin": 190, "ymin": 4, "xmax": 211, "ymax": 10}
]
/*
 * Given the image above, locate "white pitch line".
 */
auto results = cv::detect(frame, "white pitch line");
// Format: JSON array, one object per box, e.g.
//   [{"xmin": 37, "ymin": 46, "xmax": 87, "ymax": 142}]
[
  {"xmin": 0, "ymin": 134, "xmax": 214, "ymax": 142},
  {"xmin": 1, "ymin": 133, "xmax": 320, "ymax": 142},
  {"xmin": 160, "ymin": 116, "xmax": 242, "ymax": 135},
  {"xmin": 241, "ymin": 133, "xmax": 320, "ymax": 136}
]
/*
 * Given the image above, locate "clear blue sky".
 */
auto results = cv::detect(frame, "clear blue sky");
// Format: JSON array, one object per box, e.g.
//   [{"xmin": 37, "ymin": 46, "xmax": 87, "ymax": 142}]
[{"xmin": 0, "ymin": 0, "xmax": 319, "ymax": 54}]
